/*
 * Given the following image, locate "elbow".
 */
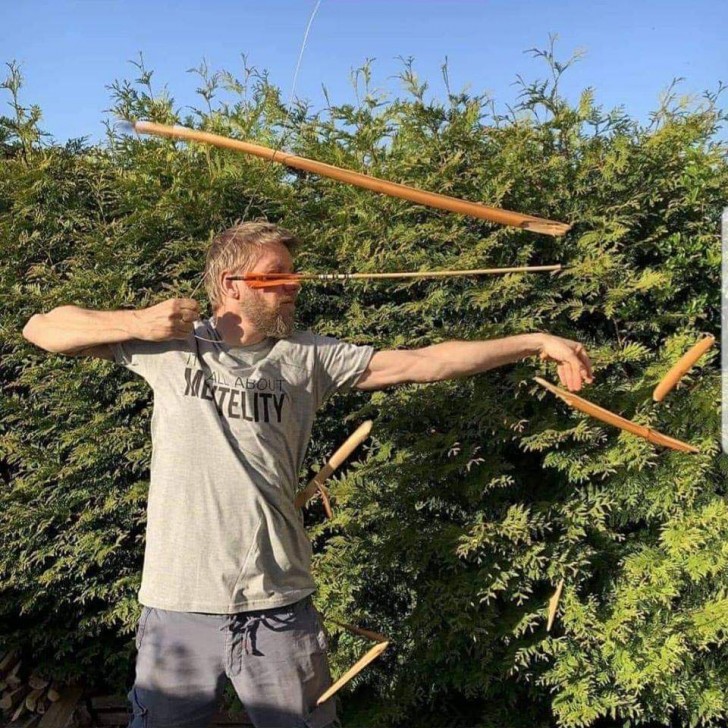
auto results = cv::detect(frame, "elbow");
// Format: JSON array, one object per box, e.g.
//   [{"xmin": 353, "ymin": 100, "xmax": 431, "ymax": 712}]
[
  {"xmin": 22, "ymin": 313, "xmax": 44, "ymax": 347},
  {"xmin": 22, "ymin": 310, "xmax": 66, "ymax": 353}
]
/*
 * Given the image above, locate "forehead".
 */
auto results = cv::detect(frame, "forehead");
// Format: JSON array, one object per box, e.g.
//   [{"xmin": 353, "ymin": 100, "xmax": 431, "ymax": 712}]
[{"xmin": 247, "ymin": 242, "xmax": 293, "ymax": 271}]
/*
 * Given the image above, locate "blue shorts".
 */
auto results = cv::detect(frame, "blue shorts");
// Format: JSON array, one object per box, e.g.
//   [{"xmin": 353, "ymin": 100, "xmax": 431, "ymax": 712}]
[{"xmin": 128, "ymin": 596, "xmax": 339, "ymax": 728}]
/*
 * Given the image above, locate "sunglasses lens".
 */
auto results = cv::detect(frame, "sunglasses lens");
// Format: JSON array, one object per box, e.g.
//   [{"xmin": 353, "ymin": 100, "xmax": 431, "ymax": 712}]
[{"xmin": 247, "ymin": 279, "xmax": 292, "ymax": 289}]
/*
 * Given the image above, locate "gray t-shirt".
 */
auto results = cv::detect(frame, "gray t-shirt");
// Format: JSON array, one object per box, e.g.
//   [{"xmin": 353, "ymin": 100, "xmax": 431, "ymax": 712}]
[{"xmin": 112, "ymin": 319, "xmax": 374, "ymax": 613}]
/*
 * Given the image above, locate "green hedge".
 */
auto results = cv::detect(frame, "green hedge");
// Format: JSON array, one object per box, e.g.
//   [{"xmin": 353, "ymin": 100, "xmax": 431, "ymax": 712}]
[{"xmin": 1, "ymin": 52, "xmax": 726, "ymax": 727}]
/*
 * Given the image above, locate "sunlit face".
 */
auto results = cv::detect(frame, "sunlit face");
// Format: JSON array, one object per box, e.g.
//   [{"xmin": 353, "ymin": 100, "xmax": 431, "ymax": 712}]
[{"xmin": 236, "ymin": 243, "xmax": 299, "ymax": 339}]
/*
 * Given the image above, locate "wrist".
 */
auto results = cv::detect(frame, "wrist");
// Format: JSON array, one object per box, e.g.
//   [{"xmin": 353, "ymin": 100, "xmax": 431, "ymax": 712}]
[
  {"xmin": 526, "ymin": 332, "xmax": 547, "ymax": 357},
  {"xmin": 123, "ymin": 309, "xmax": 145, "ymax": 340}
]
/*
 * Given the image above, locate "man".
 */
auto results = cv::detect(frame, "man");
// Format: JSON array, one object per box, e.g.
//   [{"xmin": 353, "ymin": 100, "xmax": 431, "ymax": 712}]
[{"xmin": 22, "ymin": 221, "xmax": 593, "ymax": 728}]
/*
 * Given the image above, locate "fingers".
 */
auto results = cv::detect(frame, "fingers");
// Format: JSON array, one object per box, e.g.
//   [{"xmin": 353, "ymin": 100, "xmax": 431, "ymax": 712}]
[
  {"xmin": 171, "ymin": 325, "xmax": 195, "ymax": 339},
  {"xmin": 547, "ymin": 338, "xmax": 594, "ymax": 391},
  {"xmin": 166, "ymin": 299, "xmax": 199, "ymax": 338},
  {"xmin": 553, "ymin": 349, "xmax": 592, "ymax": 391},
  {"xmin": 556, "ymin": 362, "xmax": 569, "ymax": 389},
  {"xmin": 568, "ymin": 355, "xmax": 584, "ymax": 391},
  {"xmin": 573, "ymin": 343, "xmax": 594, "ymax": 382},
  {"xmin": 171, "ymin": 298, "xmax": 200, "ymax": 316},
  {"xmin": 557, "ymin": 359, "xmax": 580, "ymax": 391},
  {"xmin": 168, "ymin": 299, "xmax": 199, "ymax": 325},
  {"xmin": 177, "ymin": 309, "xmax": 198, "ymax": 324},
  {"xmin": 138, "ymin": 298, "xmax": 201, "ymax": 341}
]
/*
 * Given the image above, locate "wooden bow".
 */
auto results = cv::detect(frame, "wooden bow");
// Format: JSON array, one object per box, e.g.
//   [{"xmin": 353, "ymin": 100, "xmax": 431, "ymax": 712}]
[
  {"xmin": 295, "ymin": 421, "xmax": 390, "ymax": 705},
  {"xmin": 295, "ymin": 420, "xmax": 373, "ymax": 516},
  {"xmin": 129, "ymin": 120, "xmax": 571, "ymax": 236},
  {"xmin": 316, "ymin": 621, "xmax": 390, "ymax": 707},
  {"xmin": 534, "ymin": 377, "xmax": 699, "ymax": 453},
  {"xmin": 653, "ymin": 335, "xmax": 715, "ymax": 402}
]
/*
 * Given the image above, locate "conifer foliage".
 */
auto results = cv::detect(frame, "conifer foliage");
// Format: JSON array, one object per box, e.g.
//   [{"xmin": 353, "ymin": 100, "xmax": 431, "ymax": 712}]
[{"xmin": 1, "ymin": 49, "xmax": 726, "ymax": 726}]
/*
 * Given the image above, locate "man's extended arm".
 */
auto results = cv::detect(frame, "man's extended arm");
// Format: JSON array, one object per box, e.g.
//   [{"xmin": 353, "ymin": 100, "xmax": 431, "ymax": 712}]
[
  {"xmin": 22, "ymin": 298, "xmax": 199, "ymax": 359},
  {"xmin": 355, "ymin": 333, "xmax": 594, "ymax": 392}
]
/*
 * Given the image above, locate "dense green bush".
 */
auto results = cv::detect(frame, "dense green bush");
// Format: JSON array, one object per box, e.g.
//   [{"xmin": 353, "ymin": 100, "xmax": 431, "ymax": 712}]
[{"xmin": 1, "ymin": 50, "xmax": 726, "ymax": 727}]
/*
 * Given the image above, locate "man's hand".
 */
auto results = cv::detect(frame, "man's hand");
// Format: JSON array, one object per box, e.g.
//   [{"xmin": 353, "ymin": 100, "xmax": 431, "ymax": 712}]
[
  {"xmin": 538, "ymin": 334, "xmax": 594, "ymax": 391},
  {"xmin": 129, "ymin": 298, "xmax": 200, "ymax": 342}
]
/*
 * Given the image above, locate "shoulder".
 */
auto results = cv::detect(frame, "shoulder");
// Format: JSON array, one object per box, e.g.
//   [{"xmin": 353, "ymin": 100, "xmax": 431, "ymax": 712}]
[{"xmin": 278, "ymin": 330, "xmax": 339, "ymax": 349}]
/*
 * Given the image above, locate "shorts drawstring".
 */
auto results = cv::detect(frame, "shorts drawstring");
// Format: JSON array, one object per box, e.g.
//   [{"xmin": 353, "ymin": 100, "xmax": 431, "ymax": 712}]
[
  {"xmin": 219, "ymin": 612, "xmax": 266, "ymax": 675},
  {"xmin": 218, "ymin": 600, "xmax": 309, "ymax": 675}
]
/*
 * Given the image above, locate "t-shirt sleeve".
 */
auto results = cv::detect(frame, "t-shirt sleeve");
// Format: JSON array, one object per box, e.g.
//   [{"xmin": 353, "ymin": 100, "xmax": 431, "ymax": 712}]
[
  {"xmin": 313, "ymin": 334, "xmax": 375, "ymax": 406},
  {"xmin": 111, "ymin": 338, "xmax": 189, "ymax": 387}
]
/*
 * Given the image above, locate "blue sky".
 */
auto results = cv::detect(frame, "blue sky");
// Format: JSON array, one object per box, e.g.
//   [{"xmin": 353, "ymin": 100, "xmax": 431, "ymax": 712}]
[{"xmin": 1, "ymin": 0, "xmax": 726, "ymax": 143}]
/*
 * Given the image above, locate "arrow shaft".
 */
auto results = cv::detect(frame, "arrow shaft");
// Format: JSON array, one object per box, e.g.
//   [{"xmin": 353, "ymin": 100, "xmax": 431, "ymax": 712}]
[{"xmin": 231, "ymin": 264, "xmax": 561, "ymax": 288}]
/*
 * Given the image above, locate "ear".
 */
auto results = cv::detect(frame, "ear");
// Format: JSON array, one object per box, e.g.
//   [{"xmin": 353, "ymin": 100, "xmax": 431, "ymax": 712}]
[{"xmin": 220, "ymin": 270, "xmax": 242, "ymax": 301}]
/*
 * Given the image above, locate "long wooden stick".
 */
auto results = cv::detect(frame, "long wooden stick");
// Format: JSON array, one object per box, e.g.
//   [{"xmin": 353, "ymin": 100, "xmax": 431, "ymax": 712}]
[
  {"xmin": 294, "ymin": 420, "xmax": 373, "ymax": 513},
  {"xmin": 653, "ymin": 335, "xmax": 715, "ymax": 402},
  {"xmin": 534, "ymin": 377, "xmax": 699, "ymax": 453},
  {"xmin": 317, "ymin": 641, "xmax": 389, "ymax": 706},
  {"xmin": 232, "ymin": 265, "xmax": 562, "ymax": 288},
  {"xmin": 37, "ymin": 683, "xmax": 83, "ymax": 728},
  {"xmin": 131, "ymin": 121, "xmax": 571, "ymax": 236}
]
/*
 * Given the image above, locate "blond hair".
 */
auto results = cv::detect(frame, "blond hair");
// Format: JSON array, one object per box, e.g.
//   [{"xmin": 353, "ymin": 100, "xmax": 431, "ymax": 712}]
[{"xmin": 204, "ymin": 221, "xmax": 299, "ymax": 311}]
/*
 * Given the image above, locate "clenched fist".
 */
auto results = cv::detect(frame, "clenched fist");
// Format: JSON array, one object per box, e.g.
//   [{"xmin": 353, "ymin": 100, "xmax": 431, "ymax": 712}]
[{"xmin": 130, "ymin": 298, "xmax": 200, "ymax": 341}]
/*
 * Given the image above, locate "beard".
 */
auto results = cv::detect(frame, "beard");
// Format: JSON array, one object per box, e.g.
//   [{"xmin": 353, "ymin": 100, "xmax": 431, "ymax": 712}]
[{"xmin": 245, "ymin": 296, "xmax": 296, "ymax": 339}]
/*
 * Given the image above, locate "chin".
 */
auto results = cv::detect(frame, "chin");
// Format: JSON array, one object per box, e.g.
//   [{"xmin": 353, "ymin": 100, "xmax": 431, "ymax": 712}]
[{"xmin": 268, "ymin": 321, "xmax": 296, "ymax": 339}]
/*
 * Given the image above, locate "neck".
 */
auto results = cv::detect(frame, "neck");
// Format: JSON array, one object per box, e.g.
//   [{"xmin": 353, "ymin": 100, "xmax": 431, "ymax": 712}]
[{"xmin": 212, "ymin": 310, "xmax": 266, "ymax": 347}]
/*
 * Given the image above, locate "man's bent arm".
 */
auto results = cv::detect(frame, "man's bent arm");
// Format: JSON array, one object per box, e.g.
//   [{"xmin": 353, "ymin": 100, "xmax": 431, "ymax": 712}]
[
  {"xmin": 356, "ymin": 333, "xmax": 594, "ymax": 392},
  {"xmin": 22, "ymin": 299, "xmax": 199, "ymax": 358},
  {"xmin": 23, "ymin": 306, "xmax": 140, "ymax": 356}
]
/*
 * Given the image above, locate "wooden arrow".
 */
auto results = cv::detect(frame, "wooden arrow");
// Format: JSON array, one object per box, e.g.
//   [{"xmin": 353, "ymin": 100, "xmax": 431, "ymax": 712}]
[{"xmin": 230, "ymin": 265, "xmax": 562, "ymax": 288}]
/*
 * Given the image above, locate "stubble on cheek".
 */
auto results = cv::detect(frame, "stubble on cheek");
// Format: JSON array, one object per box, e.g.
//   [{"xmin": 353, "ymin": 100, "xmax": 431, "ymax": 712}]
[{"xmin": 245, "ymin": 293, "xmax": 295, "ymax": 339}]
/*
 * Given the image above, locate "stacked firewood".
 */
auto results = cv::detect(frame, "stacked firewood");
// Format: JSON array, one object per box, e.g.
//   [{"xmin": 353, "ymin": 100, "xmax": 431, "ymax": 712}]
[
  {"xmin": 76, "ymin": 695, "xmax": 130, "ymax": 727},
  {"xmin": 0, "ymin": 651, "xmax": 83, "ymax": 728}
]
